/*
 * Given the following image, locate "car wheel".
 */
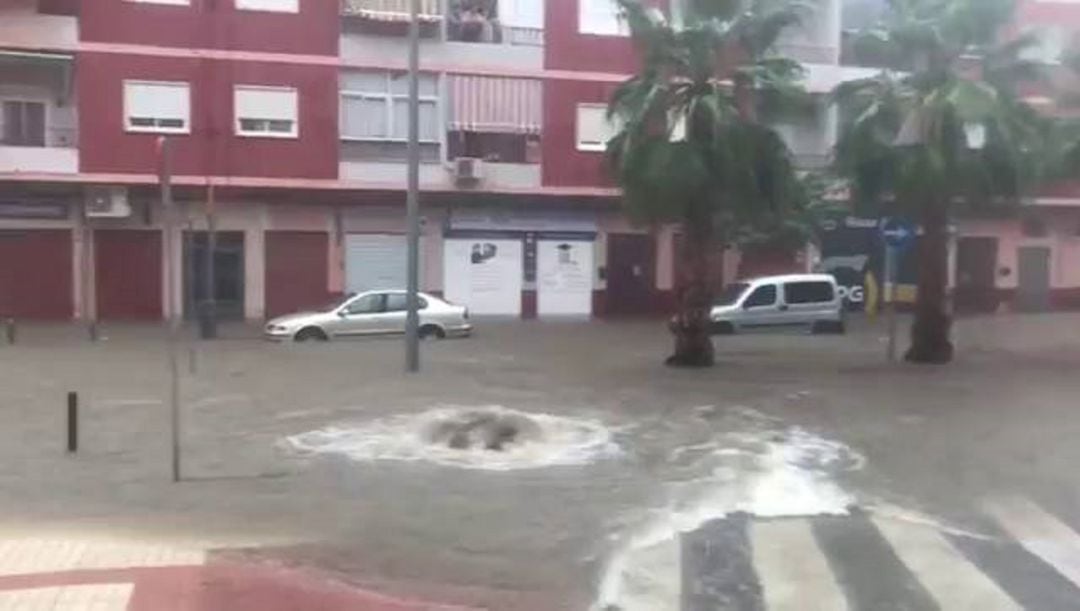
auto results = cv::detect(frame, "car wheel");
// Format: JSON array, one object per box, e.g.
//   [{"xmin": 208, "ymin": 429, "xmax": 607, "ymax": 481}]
[
  {"xmin": 419, "ymin": 325, "xmax": 446, "ymax": 340},
  {"xmin": 294, "ymin": 327, "xmax": 328, "ymax": 342}
]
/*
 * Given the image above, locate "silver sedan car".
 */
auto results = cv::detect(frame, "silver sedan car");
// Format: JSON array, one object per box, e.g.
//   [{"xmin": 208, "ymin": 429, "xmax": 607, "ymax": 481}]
[{"xmin": 264, "ymin": 290, "xmax": 472, "ymax": 342}]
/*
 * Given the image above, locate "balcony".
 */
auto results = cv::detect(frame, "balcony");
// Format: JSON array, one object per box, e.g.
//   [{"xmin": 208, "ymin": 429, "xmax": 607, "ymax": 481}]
[
  {"xmin": 0, "ymin": 127, "xmax": 77, "ymax": 174},
  {"xmin": 0, "ymin": 48, "xmax": 77, "ymax": 174},
  {"xmin": 339, "ymin": 73, "xmax": 542, "ymax": 190},
  {"xmin": 0, "ymin": 1, "xmax": 78, "ymax": 52},
  {"xmin": 340, "ymin": 0, "xmax": 544, "ymax": 72}
]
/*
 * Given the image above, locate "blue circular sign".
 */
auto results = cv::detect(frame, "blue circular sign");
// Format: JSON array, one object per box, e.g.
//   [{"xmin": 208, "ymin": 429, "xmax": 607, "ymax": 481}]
[{"xmin": 880, "ymin": 218, "xmax": 916, "ymax": 249}]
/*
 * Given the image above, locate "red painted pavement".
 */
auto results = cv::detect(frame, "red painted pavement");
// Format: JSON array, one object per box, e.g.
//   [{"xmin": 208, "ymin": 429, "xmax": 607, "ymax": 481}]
[{"xmin": 0, "ymin": 563, "xmax": 477, "ymax": 611}]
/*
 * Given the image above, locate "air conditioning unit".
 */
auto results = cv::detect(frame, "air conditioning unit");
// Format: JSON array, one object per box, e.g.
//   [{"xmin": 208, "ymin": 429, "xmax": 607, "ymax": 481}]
[
  {"xmin": 85, "ymin": 186, "xmax": 132, "ymax": 218},
  {"xmin": 452, "ymin": 157, "xmax": 484, "ymax": 184}
]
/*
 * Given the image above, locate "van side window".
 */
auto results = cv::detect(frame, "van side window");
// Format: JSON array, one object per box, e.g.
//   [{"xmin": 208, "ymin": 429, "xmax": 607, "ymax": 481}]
[
  {"xmin": 784, "ymin": 281, "xmax": 834, "ymax": 304},
  {"xmin": 744, "ymin": 285, "xmax": 777, "ymax": 307}
]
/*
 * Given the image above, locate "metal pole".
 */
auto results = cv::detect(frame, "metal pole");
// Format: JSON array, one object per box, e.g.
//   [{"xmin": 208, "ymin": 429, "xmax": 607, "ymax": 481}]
[
  {"xmin": 66, "ymin": 391, "xmax": 78, "ymax": 453},
  {"xmin": 159, "ymin": 137, "xmax": 182, "ymax": 482},
  {"xmin": 404, "ymin": 0, "xmax": 421, "ymax": 373},
  {"xmin": 200, "ymin": 183, "xmax": 218, "ymax": 339},
  {"xmin": 885, "ymin": 244, "xmax": 898, "ymax": 363}
]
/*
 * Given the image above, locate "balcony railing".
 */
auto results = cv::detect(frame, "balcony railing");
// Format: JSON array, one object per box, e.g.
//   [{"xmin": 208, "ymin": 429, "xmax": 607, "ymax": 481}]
[
  {"xmin": 0, "ymin": 126, "xmax": 76, "ymax": 149},
  {"xmin": 341, "ymin": 0, "xmax": 443, "ymax": 22}
]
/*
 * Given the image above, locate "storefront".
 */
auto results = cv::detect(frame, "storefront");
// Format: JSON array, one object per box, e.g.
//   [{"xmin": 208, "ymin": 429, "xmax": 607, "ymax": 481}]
[{"xmin": 443, "ymin": 209, "xmax": 598, "ymax": 318}]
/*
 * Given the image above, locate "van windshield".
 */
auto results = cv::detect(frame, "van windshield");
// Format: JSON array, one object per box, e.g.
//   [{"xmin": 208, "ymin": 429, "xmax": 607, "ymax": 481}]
[{"xmin": 715, "ymin": 283, "xmax": 750, "ymax": 306}]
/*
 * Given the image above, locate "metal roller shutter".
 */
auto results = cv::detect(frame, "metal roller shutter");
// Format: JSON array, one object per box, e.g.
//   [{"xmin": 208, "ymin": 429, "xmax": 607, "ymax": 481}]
[{"xmin": 345, "ymin": 234, "xmax": 408, "ymax": 294}]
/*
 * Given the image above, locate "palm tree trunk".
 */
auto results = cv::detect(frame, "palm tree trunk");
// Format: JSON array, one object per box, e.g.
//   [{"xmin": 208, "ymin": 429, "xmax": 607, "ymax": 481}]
[
  {"xmin": 905, "ymin": 199, "xmax": 954, "ymax": 364},
  {"xmin": 667, "ymin": 217, "xmax": 715, "ymax": 368}
]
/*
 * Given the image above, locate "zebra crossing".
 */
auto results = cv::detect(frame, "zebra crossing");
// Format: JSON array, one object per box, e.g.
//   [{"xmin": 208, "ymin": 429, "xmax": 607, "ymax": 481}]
[{"xmin": 614, "ymin": 495, "xmax": 1080, "ymax": 611}]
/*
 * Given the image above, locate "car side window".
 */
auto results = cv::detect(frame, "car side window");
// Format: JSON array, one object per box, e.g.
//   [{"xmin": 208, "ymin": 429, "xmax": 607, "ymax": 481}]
[
  {"xmin": 744, "ymin": 284, "xmax": 777, "ymax": 308},
  {"xmin": 384, "ymin": 294, "xmax": 427, "ymax": 312},
  {"xmin": 784, "ymin": 281, "xmax": 834, "ymax": 304},
  {"xmin": 346, "ymin": 293, "xmax": 384, "ymax": 315}
]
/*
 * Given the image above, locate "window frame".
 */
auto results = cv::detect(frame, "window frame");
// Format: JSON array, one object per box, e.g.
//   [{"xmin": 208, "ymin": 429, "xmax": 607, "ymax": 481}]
[
  {"xmin": 0, "ymin": 99, "xmax": 48, "ymax": 147},
  {"xmin": 123, "ymin": 80, "xmax": 191, "ymax": 135},
  {"xmin": 340, "ymin": 73, "xmax": 441, "ymax": 144},
  {"xmin": 234, "ymin": 85, "xmax": 300, "ymax": 139},
  {"xmin": 235, "ymin": 0, "xmax": 299, "ymax": 13},
  {"xmin": 575, "ymin": 103, "xmax": 617, "ymax": 152}
]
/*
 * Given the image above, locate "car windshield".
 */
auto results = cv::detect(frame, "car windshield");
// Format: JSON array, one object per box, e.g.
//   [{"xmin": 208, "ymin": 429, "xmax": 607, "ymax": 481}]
[{"xmin": 715, "ymin": 283, "xmax": 750, "ymax": 306}]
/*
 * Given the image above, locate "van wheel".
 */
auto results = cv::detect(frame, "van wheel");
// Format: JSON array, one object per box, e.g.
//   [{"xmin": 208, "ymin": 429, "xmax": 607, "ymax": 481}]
[
  {"xmin": 419, "ymin": 325, "xmax": 446, "ymax": 340},
  {"xmin": 294, "ymin": 327, "xmax": 328, "ymax": 342},
  {"xmin": 711, "ymin": 321, "xmax": 735, "ymax": 336}
]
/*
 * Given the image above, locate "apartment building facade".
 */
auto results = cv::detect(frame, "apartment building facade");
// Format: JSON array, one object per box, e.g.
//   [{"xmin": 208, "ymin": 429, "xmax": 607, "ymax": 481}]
[{"xmin": 0, "ymin": 0, "xmax": 1074, "ymax": 323}]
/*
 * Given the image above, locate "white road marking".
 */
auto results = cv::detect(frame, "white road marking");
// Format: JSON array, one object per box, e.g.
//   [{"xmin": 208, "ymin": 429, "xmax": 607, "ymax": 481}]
[
  {"xmin": 751, "ymin": 519, "xmax": 847, "ymax": 611},
  {"xmin": 873, "ymin": 516, "xmax": 1020, "ymax": 610},
  {"xmin": 0, "ymin": 583, "xmax": 133, "ymax": 611},
  {"xmin": 983, "ymin": 495, "xmax": 1080, "ymax": 589},
  {"xmin": 0, "ymin": 540, "xmax": 205, "ymax": 576}
]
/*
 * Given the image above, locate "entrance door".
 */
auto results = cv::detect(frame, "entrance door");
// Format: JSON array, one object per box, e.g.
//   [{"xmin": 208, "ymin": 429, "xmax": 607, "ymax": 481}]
[
  {"xmin": 1017, "ymin": 246, "xmax": 1051, "ymax": 312},
  {"xmin": 955, "ymin": 237, "xmax": 998, "ymax": 313},
  {"xmin": 95, "ymin": 230, "xmax": 163, "ymax": 320},
  {"xmin": 606, "ymin": 234, "xmax": 654, "ymax": 315},
  {"xmin": 183, "ymin": 231, "xmax": 245, "ymax": 320},
  {"xmin": 265, "ymin": 231, "xmax": 329, "ymax": 319}
]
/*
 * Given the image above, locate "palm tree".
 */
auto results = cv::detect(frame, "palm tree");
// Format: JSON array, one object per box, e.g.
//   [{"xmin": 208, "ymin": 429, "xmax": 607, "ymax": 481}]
[
  {"xmin": 607, "ymin": 0, "xmax": 810, "ymax": 367},
  {"xmin": 833, "ymin": 0, "xmax": 1048, "ymax": 364}
]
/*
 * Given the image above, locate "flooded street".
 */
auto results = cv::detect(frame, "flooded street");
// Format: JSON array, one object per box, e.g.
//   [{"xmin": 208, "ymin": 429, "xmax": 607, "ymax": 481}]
[{"xmin": 2, "ymin": 316, "xmax": 1080, "ymax": 609}]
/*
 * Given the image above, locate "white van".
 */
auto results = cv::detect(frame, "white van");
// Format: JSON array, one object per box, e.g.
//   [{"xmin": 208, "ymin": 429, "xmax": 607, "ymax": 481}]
[{"xmin": 710, "ymin": 274, "xmax": 845, "ymax": 334}]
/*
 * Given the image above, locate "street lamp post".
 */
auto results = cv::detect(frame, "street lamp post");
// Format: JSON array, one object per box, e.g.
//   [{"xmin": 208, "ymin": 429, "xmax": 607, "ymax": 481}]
[
  {"xmin": 405, "ymin": 0, "xmax": 421, "ymax": 373},
  {"xmin": 158, "ymin": 136, "xmax": 182, "ymax": 483}
]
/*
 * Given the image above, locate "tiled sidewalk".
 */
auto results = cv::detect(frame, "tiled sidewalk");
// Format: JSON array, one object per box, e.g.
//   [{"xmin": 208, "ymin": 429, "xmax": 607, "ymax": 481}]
[{"xmin": 0, "ymin": 538, "xmax": 474, "ymax": 611}]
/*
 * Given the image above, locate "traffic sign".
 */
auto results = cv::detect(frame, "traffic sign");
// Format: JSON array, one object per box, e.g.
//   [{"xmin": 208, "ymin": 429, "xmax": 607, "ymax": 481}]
[{"xmin": 880, "ymin": 218, "xmax": 916, "ymax": 249}]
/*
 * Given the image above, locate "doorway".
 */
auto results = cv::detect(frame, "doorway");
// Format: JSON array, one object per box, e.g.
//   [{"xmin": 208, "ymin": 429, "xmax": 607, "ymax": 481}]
[
  {"xmin": 955, "ymin": 237, "xmax": 998, "ymax": 314},
  {"xmin": 183, "ymin": 231, "xmax": 245, "ymax": 320},
  {"xmin": 1016, "ymin": 246, "xmax": 1051, "ymax": 312},
  {"xmin": 606, "ymin": 233, "xmax": 655, "ymax": 315}
]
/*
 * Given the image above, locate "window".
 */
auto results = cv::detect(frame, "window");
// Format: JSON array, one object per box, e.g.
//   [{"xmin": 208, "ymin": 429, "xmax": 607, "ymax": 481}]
[
  {"xmin": 127, "ymin": 0, "xmax": 189, "ymax": 5},
  {"xmin": 124, "ymin": 81, "xmax": 190, "ymax": 134},
  {"xmin": 784, "ymin": 281, "xmax": 835, "ymax": 305},
  {"xmin": 579, "ymin": 0, "xmax": 627, "ymax": 36},
  {"xmin": 385, "ymin": 294, "xmax": 428, "ymax": 312},
  {"xmin": 236, "ymin": 0, "xmax": 298, "ymax": 12},
  {"xmin": 346, "ymin": 293, "xmax": 384, "ymax": 315},
  {"xmin": 340, "ymin": 72, "xmax": 440, "ymax": 142},
  {"xmin": 1, "ymin": 101, "xmax": 46, "ymax": 147},
  {"xmin": 235, "ymin": 86, "xmax": 299, "ymax": 138},
  {"xmin": 576, "ymin": 104, "xmax": 618, "ymax": 152},
  {"xmin": 744, "ymin": 285, "xmax": 778, "ymax": 308}
]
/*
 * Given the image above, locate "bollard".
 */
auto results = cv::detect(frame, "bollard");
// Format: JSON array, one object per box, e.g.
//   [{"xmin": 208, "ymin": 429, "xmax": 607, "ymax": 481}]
[
  {"xmin": 67, "ymin": 392, "xmax": 78, "ymax": 453},
  {"xmin": 4, "ymin": 318, "xmax": 14, "ymax": 345}
]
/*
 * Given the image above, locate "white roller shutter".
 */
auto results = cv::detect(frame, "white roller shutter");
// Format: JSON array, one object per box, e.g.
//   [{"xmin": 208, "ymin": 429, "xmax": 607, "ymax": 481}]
[
  {"xmin": 443, "ymin": 238, "xmax": 523, "ymax": 316},
  {"xmin": 537, "ymin": 240, "xmax": 594, "ymax": 317},
  {"xmin": 345, "ymin": 234, "xmax": 408, "ymax": 293}
]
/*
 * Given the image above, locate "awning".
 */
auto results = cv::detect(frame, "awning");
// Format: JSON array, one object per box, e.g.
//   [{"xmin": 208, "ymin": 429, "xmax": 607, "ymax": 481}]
[
  {"xmin": 341, "ymin": 0, "xmax": 442, "ymax": 22},
  {"xmin": 448, "ymin": 75, "xmax": 542, "ymax": 134}
]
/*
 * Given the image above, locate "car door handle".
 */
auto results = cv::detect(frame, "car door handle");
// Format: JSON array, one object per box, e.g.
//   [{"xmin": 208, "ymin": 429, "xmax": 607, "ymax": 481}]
[{"xmin": 778, "ymin": 304, "xmax": 789, "ymax": 311}]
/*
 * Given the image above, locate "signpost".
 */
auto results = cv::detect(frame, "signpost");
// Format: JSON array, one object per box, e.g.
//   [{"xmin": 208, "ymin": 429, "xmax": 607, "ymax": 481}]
[{"xmin": 880, "ymin": 218, "xmax": 916, "ymax": 362}]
